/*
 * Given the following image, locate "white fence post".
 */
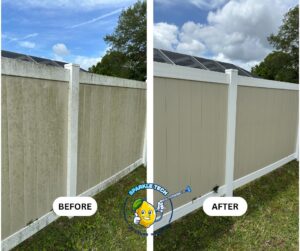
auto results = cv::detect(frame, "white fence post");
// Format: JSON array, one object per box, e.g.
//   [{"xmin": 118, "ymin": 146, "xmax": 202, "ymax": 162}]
[
  {"xmin": 225, "ymin": 69, "xmax": 238, "ymax": 196},
  {"xmin": 64, "ymin": 63, "xmax": 80, "ymax": 196},
  {"xmin": 143, "ymin": 122, "xmax": 147, "ymax": 166},
  {"xmin": 296, "ymin": 126, "xmax": 299, "ymax": 161}
]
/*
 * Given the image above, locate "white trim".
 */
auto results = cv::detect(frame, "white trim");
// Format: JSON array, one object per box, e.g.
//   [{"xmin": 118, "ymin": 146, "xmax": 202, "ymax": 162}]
[
  {"xmin": 79, "ymin": 71, "xmax": 146, "ymax": 89},
  {"xmin": 295, "ymin": 117, "xmax": 299, "ymax": 161},
  {"xmin": 1, "ymin": 212, "xmax": 59, "ymax": 251},
  {"xmin": 1, "ymin": 159, "xmax": 143, "ymax": 251},
  {"xmin": 154, "ymin": 62, "xmax": 229, "ymax": 85},
  {"xmin": 153, "ymin": 61, "xmax": 299, "ymax": 90},
  {"xmin": 233, "ymin": 153, "xmax": 296, "ymax": 189},
  {"xmin": 154, "ymin": 185, "xmax": 226, "ymax": 230},
  {"xmin": 146, "ymin": 2, "xmax": 154, "ymax": 247},
  {"xmin": 65, "ymin": 64, "xmax": 80, "ymax": 197},
  {"xmin": 1, "ymin": 57, "xmax": 69, "ymax": 82},
  {"xmin": 296, "ymin": 135, "xmax": 299, "ymax": 161},
  {"xmin": 238, "ymin": 75, "xmax": 299, "ymax": 90},
  {"xmin": 78, "ymin": 158, "xmax": 143, "ymax": 197},
  {"xmin": 224, "ymin": 69, "xmax": 238, "ymax": 196},
  {"xmin": 155, "ymin": 154, "xmax": 296, "ymax": 231},
  {"xmin": 142, "ymin": 124, "xmax": 147, "ymax": 166}
]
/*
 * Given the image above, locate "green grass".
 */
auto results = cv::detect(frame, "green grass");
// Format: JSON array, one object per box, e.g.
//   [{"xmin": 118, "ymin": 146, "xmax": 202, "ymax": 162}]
[
  {"xmin": 12, "ymin": 161, "xmax": 299, "ymax": 250},
  {"xmin": 155, "ymin": 160, "xmax": 299, "ymax": 251},
  {"xmin": 14, "ymin": 166, "xmax": 146, "ymax": 251}
]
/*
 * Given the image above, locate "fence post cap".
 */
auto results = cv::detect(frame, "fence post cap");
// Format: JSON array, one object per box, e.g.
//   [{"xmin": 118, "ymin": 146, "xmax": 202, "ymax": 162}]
[
  {"xmin": 225, "ymin": 69, "xmax": 238, "ymax": 74},
  {"xmin": 64, "ymin": 63, "xmax": 80, "ymax": 69}
]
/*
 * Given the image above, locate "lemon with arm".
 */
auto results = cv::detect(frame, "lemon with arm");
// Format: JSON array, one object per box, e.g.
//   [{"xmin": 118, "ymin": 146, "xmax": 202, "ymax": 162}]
[{"xmin": 133, "ymin": 199, "xmax": 156, "ymax": 228}]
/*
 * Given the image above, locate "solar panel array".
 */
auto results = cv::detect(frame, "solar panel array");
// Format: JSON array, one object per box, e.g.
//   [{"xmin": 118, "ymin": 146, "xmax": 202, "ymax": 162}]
[
  {"xmin": 2, "ymin": 50, "xmax": 87, "ymax": 71},
  {"xmin": 154, "ymin": 48, "xmax": 253, "ymax": 77}
]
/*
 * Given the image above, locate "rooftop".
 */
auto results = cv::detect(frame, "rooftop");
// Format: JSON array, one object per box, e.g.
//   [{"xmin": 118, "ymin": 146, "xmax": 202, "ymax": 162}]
[
  {"xmin": 1, "ymin": 50, "xmax": 87, "ymax": 72},
  {"xmin": 154, "ymin": 48, "xmax": 254, "ymax": 77}
]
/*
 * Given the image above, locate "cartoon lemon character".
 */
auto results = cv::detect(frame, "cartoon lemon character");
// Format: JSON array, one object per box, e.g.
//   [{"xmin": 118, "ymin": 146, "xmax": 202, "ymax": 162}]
[{"xmin": 133, "ymin": 199, "xmax": 156, "ymax": 228}]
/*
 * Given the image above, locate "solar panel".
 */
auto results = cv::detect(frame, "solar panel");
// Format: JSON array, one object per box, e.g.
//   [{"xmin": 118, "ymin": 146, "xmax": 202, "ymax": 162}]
[
  {"xmin": 2, "ymin": 50, "xmax": 87, "ymax": 72},
  {"xmin": 154, "ymin": 48, "xmax": 254, "ymax": 77},
  {"xmin": 154, "ymin": 48, "xmax": 172, "ymax": 64},
  {"xmin": 195, "ymin": 57, "xmax": 225, "ymax": 73},
  {"xmin": 161, "ymin": 50, "xmax": 205, "ymax": 69}
]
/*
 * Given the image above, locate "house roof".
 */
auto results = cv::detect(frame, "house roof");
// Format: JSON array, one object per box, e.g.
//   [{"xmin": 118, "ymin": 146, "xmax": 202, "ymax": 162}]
[
  {"xmin": 1, "ymin": 50, "xmax": 87, "ymax": 72},
  {"xmin": 154, "ymin": 48, "xmax": 254, "ymax": 77}
]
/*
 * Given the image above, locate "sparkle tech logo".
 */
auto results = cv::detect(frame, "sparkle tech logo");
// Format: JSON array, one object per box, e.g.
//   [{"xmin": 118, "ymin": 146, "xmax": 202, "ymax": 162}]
[{"xmin": 123, "ymin": 183, "xmax": 192, "ymax": 236}]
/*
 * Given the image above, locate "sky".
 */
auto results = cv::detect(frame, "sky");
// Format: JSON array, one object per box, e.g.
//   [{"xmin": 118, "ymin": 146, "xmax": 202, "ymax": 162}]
[
  {"xmin": 154, "ymin": 0, "xmax": 298, "ymax": 70},
  {"xmin": 2, "ymin": 0, "xmax": 137, "ymax": 70}
]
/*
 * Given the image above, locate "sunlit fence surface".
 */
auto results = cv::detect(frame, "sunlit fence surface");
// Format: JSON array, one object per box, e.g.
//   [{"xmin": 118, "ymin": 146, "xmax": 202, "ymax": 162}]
[{"xmin": 1, "ymin": 57, "xmax": 146, "ymax": 250}]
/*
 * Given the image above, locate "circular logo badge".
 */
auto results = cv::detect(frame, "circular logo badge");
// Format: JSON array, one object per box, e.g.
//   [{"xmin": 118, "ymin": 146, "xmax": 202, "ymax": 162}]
[{"xmin": 123, "ymin": 183, "xmax": 191, "ymax": 236}]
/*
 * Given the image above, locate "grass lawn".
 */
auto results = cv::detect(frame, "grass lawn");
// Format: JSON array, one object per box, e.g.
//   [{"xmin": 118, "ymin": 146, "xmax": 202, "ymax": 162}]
[
  {"xmin": 13, "ymin": 166, "xmax": 146, "ymax": 251},
  {"xmin": 155, "ymin": 160, "xmax": 299, "ymax": 251}
]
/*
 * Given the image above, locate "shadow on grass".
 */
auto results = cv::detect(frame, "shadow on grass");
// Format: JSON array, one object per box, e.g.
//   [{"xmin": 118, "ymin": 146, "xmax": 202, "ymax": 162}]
[
  {"xmin": 155, "ymin": 160, "xmax": 299, "ymax": 251},
  {"xmin": 13, "ymin": 166, "xmax": 147, "ymax": 251}
]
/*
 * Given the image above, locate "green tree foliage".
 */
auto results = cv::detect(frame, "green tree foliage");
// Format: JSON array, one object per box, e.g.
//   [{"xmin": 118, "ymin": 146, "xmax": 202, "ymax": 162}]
[
  {"xmin": 252, "ymin": 6, "xmax": 298, "ymax": 83},
  {"xmin": 89, "ymin": 1, "xmax": 146, "ymax": 81},
  {"xmin": 89, "ymin": 51, "xmax": 131, "ymax": 79},
  {"xmin": 251, "ymin": 51, "xmax": 297, "ymax": 83}
]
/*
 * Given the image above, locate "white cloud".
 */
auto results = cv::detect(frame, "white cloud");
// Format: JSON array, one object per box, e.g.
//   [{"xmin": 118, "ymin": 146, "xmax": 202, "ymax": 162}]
[
  {"xmin": 213, "ymin": 52, "xmax": 259, "ymax": 71},
  {"xmin": 18, "ymin": 41, "xmax": 36, "ymax": 49},
  {"xmin": 153, "ymin": 23, "xmax": 179, "ymax": 50},
  {"xmin": 3, "ymin": 0, "xmax": 135, "ymax": 10},
  {"xmin": 189, "ymin": 0, "xmax": 227, "ymax": 9},
  {"xmin": 52, "ymin": 43, "xmax": 70, "ymax": 56},
  {"xmin": 155, "ymin": 0, "xmax": 227, "ymax": 10},
  {"xmin": 154, "ymin": 0, "xmax": 297, "ymax": 68},
  {"xmin": 73, "ymin": 55, "xmax": 102, "ymax": 70}
]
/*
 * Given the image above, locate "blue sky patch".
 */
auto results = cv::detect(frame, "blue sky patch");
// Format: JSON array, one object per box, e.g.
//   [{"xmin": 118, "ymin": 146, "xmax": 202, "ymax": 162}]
[{"xmin": 2, "ymin": 0, "xmax": 136, "ymax": 69}]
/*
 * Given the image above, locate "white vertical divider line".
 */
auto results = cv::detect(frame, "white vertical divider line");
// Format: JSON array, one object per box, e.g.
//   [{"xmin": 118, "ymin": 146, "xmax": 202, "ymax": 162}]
[
  {"xmin": 142, "ymin": 113, "xmax": 147, "ymax": 166},
  {"xmin": 296, "ymin": 116, "xmax": 299, "ymax": 161},
  {"xmin": 224, "ymin": 69, "xmax": 238, "ymax": 197},
  {"xmin": 64, "ymin": 64, "xmax": 80, "ymax": 197},
  {"xmin": 146, "ymin": 0, "xmax": 154, "ymax": 248}
]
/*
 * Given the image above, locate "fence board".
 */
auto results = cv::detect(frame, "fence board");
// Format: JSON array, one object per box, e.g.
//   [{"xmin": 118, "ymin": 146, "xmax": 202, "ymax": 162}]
[
  {"xmin": 1, "ymin": 76, "xmax": 69, "ymax": 239},
  {"xmin": 234, "ymin": 86, "xmax": 299, "ymax": 179},
  {"xmin": 154, "ymin": 77, "xmax": 228, "ymax": 209},
  {"xmin": 76, "ymin": 84, "xmax": 146, "ymax": 195}
]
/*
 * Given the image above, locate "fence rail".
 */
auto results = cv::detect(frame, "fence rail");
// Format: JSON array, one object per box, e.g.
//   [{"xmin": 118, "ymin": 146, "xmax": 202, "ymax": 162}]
[
  {"xmin": 1, "ymin": 58, "xmax": 146, "ymax": 251},
  {"xmin": 153, "ymin": 62, "xmax": 298, "ymax": 230}
]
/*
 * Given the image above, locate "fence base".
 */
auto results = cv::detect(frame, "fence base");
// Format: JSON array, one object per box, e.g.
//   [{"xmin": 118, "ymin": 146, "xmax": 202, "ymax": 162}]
[
  {"xmin": 1, "ymin": 158, "xmax": 143, "ymax": 251},
  {"xmin": 154, "ymin": 153, "xmax": 296, "ymax": 231}
]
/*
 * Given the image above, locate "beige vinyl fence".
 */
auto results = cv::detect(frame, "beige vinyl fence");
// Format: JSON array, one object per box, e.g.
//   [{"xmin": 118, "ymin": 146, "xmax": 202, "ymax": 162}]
[
  {"xmin": 153, "ymin": 62, "xmax": 298, "ymax": 229},
  {"xmin": 1, "ymin": 57, "xmax": 146, "ymax": 250}
]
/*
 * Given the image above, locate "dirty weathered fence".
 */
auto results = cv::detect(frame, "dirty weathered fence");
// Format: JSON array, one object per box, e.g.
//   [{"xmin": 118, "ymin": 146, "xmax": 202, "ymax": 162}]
[{"xmin": 1, "ymin": 57, "xmax": 146, "ymax": 250}]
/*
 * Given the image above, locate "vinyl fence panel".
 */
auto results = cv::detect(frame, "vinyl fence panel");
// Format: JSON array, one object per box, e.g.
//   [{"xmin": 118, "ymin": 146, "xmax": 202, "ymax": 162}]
[
  {"xmin": 234, "ymin": 86, "xmax": 298, "ymax": 179},
  {"xmin": 154, "ymin": 62, "xmax": 298, "ymax": 230},
  {"xmin": 77, "ymin": 84, "xmax": 146, "ymax": 194},
  {"xmin": 1, "ymin": 75, "xmax": 69, "ymax": 239},
  {"xmin": 1, "ymin": 58, "xmax": 146, "ymax": 250},
  {"xmin": 154, "ymin": 77, "xmax": 228, "ymax": 208}
]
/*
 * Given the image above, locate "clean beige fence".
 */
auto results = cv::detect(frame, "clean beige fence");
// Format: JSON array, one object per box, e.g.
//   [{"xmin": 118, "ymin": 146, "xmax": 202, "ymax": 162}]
[
  {"xmin": 235, "ymin": 86, "xmax": 298, "ymax": 179},
  {"xmin": 154, "ymin": 77, "xmax": 228, "ymax": 209},
  {"xmin": 1, "ymin": 57, "xmax": 146, "ymax": 250},
  {"xmin": 154, "ymin": 62, "xmax": 298, "ymax": 229}
]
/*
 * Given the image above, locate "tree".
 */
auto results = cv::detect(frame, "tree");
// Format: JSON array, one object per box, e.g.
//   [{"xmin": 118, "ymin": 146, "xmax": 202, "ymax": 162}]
[
  {"xmin": 89, "ymin": 1, "xmax": 146, "ymax": 81},
  {"xmin": 252, "ymin": 5, "xmax": 298, "ymax": 83},
  {"xmin": 251, "ymin": 51, "xmax": 297, "ymax": 83},
  {"xmin": 88, "ymin": 51, "xmax": 131, "ymax": 79}
]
